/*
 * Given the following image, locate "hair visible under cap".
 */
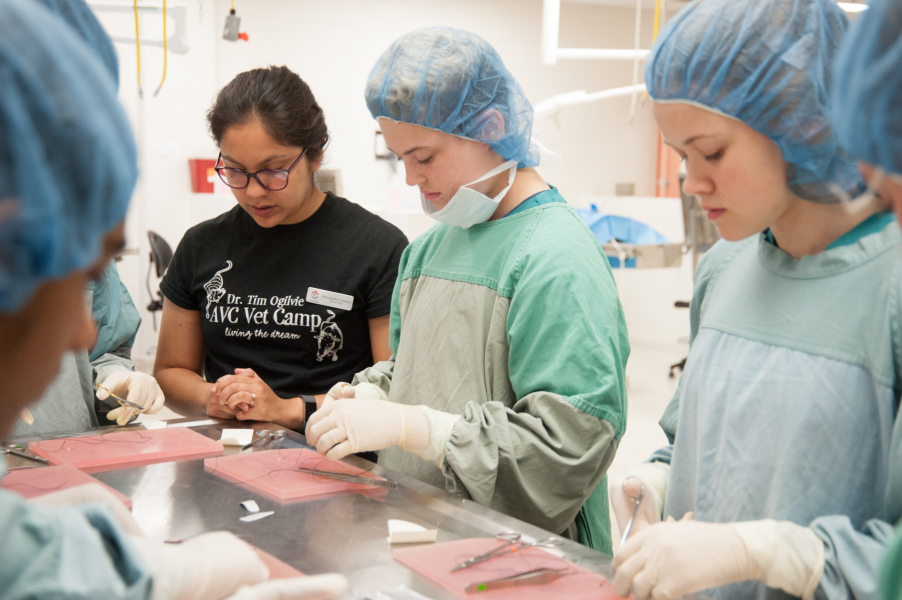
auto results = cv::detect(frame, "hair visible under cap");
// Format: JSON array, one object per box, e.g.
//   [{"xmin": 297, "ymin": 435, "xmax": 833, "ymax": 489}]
[
  {"xmin": 207, "ymin": 65, "xmax": 328, "ymax": 163},
  {"xmin": 365, "ymin": 27, "xmax": 539, "ymax": 168},
  {"xmin": 645, "ymin": 0, "xmax": 863, "ymax": 203}
]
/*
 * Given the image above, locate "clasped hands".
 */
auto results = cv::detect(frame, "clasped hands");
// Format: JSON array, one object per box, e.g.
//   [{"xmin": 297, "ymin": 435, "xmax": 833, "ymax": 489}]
[{"xmin": 206, "ymin": 368, "xmax": 303, "ymax": 427}]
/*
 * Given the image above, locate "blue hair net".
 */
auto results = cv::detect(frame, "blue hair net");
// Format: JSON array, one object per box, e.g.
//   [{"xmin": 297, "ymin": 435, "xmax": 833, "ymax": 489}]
[
  {"xmin": 832, "ymin": 0, "xmax": 902, "ymax": 178},
  {"xmin": 0, "ymin": 0, "xmax": 137, "ymax": 312},
  {"xmin": 35, "ymin": 0, "xmax": 119, "ymax": 87},
  {"xmin": 365, "ymin": 27, "xmax": 538, "ymax": 168},
  {"xmin": 646, "ymin": 0, "xmax": 864, "ymax": 203}
]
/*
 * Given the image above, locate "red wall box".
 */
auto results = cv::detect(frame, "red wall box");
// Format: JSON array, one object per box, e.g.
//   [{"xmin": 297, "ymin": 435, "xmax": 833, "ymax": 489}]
[{"xmin": 189, "ymin": 158, "xmax": 217, "ymax": 193}]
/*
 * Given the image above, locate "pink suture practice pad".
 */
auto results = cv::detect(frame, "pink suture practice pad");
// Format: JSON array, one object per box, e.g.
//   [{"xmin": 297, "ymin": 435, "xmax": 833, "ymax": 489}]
[
  {"xmin": 252, "ymin": 546, "xmax": 305, "ymax": 579},
  {"xmin": 28, "ymin": 428, "xmax": 224, "ymax": 473},
  {"xmin": 204, "ymin": 448, "xmax": 390, "ymax": 502},
  {"xmin": 1, "ymin": 465, "xmax": 133, "ymax": 509},
  {"xmin": 393, "ymin": 537, "xmax": 626, "ymax": 600}
]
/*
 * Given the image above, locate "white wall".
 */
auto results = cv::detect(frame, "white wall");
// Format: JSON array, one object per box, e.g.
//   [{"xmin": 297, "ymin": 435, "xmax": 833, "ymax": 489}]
[{"xmin": 95, "ymin": 0, "xmax": 674, "ymax": 362}]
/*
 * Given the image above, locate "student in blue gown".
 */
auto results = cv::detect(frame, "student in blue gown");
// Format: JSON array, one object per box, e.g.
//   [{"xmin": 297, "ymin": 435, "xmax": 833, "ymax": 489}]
[
  {"xmin": 609, "ymin": 1, "xmax": 902, "ymax": 598},
  {"xmin": 833, "ymin": 1, "xmax": 902, "ymax": 599}
]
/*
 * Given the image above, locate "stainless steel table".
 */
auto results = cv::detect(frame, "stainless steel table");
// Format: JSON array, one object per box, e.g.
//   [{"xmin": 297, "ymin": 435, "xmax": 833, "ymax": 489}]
[{"xmin": 3, "ymin": 419, "xmax": 619, "ymax": 599}]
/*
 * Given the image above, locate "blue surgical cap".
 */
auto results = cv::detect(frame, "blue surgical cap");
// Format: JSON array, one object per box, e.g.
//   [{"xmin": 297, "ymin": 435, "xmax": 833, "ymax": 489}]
[
  {"xmin": 832, "ymin": 0, "xmax": 902, "ymax": 178},
  {"xmin": 365, "ymin": 27, "xmax": 539, "ymax": 168},
  {"xmin": 36, "ymin": 0, "xmax": 119, "ymax": 87},
  {"xmin": 0, "ymin": 0, "xmax": 137, "ymax": 312},
  {"xmin": 646, "ymin": 0, "xmax": 864, "ymax": 203}
]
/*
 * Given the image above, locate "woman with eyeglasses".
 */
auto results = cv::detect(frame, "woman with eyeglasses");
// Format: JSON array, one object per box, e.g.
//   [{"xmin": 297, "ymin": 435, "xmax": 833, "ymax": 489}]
[{"xmin": 154, "ymin": 66, "xmax": 407, "ymax": 430}]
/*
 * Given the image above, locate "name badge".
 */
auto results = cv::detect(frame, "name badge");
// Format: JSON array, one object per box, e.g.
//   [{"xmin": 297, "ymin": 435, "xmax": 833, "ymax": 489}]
[{"xmin": 306, "ymin": 287, "xmax": 354, "ymax": 311}]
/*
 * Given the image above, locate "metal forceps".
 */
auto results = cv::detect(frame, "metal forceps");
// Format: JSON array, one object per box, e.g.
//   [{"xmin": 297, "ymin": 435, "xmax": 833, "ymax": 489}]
[
  {"xmin": 1, "ymin": 444, "xmax": 49, "ymax": 465},
  {"xmin": 294, "ymin": 467, "xmax": 399, "ymax": 489},
  {"xmin": 450, "ymin": 532, "xmax": 564, "ymax": 572},
  {"xmin": 620, "ymin": 476, "xmax": 646, "ymax": 545},
  {"xmin": 464, "ymin": 568, "xmax": 569, "ymax": 593}
]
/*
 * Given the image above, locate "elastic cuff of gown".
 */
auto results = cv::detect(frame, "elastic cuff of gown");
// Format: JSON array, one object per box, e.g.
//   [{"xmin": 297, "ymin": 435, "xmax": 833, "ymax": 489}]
[{"xmin": 402, "ymin": 405, "xmax": 460, "ymax": 466}]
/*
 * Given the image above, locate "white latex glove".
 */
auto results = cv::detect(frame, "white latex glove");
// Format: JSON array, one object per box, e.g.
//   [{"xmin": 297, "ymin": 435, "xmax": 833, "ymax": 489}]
[
  {"xmin": 614, "ymin": 518, "xmax": 825, "ymax": 600},
  {"xmin": 31, "ymin": 482, "xmax": 143, "ymax": 537},
  {"xmin": 320, "ymin": 382, "xmax": 355, "ymax": 406},
  {"xmin": 130, "ymin": 531, "xmax": 268, "ymax": 600},
  {"xmin": 320, "ymin": 381, "xmax": 387, "ymax": 405},
  {"xmin": 731, "ymin": 519, "xmax": 824, "ymax": 599},
  {"xmin": 609, "ymin": 462, "xmax": 670, "ymax": 542},
  {"xmin": 305, "ymin": 398, "xmax": 431, "ymax": 461},
  {"xmin": 97, "ymin": 370, "xmax": 166, "ymax": 426},
  {"xmin": 613, "ymin": 519, "xmax": 763, "ymax": 600},
  {"xmin": 351, "ymin": 382, "xmax": 390, "ymax": 400},
  {"xmin": 225, "ymin": 574, "xmax": 348, "ymax": 600}
]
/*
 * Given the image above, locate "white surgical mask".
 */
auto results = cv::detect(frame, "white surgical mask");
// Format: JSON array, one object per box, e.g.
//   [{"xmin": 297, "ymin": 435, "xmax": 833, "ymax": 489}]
[{"xmin": 421, "ymin": 159, "xmax": 518, "ymax": 229}]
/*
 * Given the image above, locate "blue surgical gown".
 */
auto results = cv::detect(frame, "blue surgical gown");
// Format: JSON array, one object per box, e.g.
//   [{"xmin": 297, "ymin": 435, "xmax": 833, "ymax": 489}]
[
  {"xmin": 0, "ymin": 459, "xmax": 152, "ymax": 599},
  {"xmin": 651, "ymin": 215, "xmax": 902, "ymax": 599}
]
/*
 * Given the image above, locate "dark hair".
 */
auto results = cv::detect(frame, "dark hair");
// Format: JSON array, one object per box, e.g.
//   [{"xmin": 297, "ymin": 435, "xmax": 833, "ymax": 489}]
[{"xmin": 207, "ymin": 65, "xmax": 329, "ymax": 163}]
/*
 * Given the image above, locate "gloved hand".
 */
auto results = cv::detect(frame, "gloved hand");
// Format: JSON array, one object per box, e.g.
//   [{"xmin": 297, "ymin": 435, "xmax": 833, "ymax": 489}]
[
  {"xmin": 320, "ymin": 381, "xmax": 353, "ymax": 406},
  {"xmin": 609, "ymin": 462, "xmax": 670, "ymax": 543},
  {"xmin": 306, "ymin": 397, "xmax": 460, "ymax": 465},
  {"xmin": 225, "ymin": 574, "xmax": 349, "ymax": 600},
  {"xmin": 613, "ymin": 519, "xmax": 762, "ymax": 599},
  {"xmin": 305, "ymin": 398, "xmax": 428, "ymax": 461},
  {"xmin": 320, "ymin": 381, "xmax": 387, "ymax": 406},
  {"xmin": 130, "ymin": 531, "xmax": 269, "ymax": 600},
  {"xmin": 97, "ymin": 370, "xmax": 165, "ymax": 426},
  {"xmin": 613, "ymin": 518, "xmax": 824, "ymax": 600},
  {"xmin": 31, "ymin": 482, "xmax": 143, "ymax": 537}
]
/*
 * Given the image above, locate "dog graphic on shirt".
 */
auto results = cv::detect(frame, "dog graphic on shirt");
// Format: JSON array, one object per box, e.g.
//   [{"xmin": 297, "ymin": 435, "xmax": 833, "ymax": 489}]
[
  {"xmin": 203, "ymin": 261, "xmax": 233, "ymax": 319},
  {"xmin": 315, "ymin": 310, "xmax": 343, "ymax": 362}
]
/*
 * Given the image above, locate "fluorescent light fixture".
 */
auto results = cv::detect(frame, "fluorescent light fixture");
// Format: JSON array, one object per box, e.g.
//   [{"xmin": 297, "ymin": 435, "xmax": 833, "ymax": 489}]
[{"xmin": 838, "ymin": 2, "xmax": 868, "ymax": 12}]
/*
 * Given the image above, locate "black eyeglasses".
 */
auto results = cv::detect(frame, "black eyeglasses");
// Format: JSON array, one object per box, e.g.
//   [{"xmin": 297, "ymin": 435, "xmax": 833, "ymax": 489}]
[{"xmin": 215, "ymin": 150, "xmax": 306, "ymax": 191}]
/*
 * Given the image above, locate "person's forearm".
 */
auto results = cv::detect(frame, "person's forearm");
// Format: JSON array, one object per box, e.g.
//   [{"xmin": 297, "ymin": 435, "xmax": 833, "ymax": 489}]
[
  {"xmin": 154, "ymin": 367, "xmax": 213, "ymax": 418},
  {"xmin": 269, "ymin": 394, "xmax": 326, "ymax": 430},
  {"xmin": 269, "ymin": 397, "xmax": 305, "ymax": 430}
]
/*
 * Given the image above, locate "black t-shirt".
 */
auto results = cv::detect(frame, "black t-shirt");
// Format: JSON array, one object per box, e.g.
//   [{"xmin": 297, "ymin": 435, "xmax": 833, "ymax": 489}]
[{"xmin": 160, "ymin": 193, "xmax": 407, "ymax": 397}]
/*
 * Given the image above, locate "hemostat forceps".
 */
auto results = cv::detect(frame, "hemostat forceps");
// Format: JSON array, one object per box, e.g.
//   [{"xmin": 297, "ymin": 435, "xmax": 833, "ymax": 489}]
[
  {"xmin": 450, "ymin": 532, "xmax": 564, "ymax": 572},
  {"xmin": 620, "ymin": 476, "xmax": 646, "ymax": 545}
]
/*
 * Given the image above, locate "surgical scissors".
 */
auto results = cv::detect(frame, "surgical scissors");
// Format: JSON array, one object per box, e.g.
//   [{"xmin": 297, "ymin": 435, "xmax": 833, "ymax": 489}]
[
  {"xmin": 241, "ymin": 429, "xmax": 288, "ymax": 451},
  {"xmin": 620, "ymin": 476, "xmax": 646, "ymax": 545},
  {"xmin": 450, "ymin": 532, "xmax": 564, "ymax": 572},
  {"xmin": 96, "ymin": 383, "xmax": 144, "ymax": 411}
]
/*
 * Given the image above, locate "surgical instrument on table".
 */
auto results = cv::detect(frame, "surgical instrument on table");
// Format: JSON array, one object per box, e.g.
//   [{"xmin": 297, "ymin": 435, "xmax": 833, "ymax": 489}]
[
  {"xmin": 620, "ymin": 476, "xmax": 646, "ymax": 545},
  {"xmin": 96, "ymin": 383, "xmax": 144, "ymax": 411},
  {"xmin": 1, "ymin": 444, "xmax": 49, "ymax": 464},
  {"xmin": 241, "ymin": 429, "xmax": 287, "ymax": 451},
  {"xmin": 294, "ymin": 467, "xmax": 399, "ymax": 489},
  {"xmin": 450, "ymin": 533, "xmax": 564, "ymax": 572},
  {"xmin": 464, "ymin": 568, "xmax": 569, "ymax": 593}
]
